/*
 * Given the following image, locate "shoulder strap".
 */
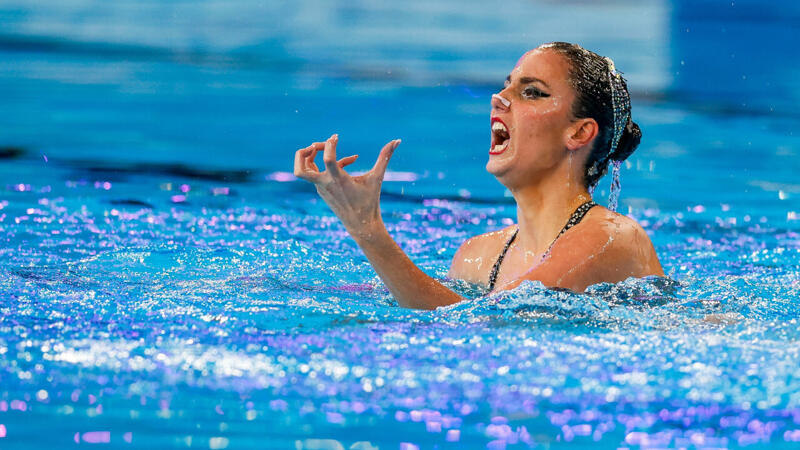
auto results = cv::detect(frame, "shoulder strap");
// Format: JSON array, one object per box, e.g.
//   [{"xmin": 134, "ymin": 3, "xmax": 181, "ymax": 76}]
[
  {"xmin": 486, "ymin": 201, "xmax": 597, "ymax": 292},
  {"xmin": 487, "ymin": 228, "xmax": 519, "ymax": 291}
]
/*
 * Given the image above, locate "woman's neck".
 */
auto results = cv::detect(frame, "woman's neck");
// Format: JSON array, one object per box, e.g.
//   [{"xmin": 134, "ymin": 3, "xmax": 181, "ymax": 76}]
[{"xmin": 509, "ymin": 164, "xmax": 592, "ymax": 255}]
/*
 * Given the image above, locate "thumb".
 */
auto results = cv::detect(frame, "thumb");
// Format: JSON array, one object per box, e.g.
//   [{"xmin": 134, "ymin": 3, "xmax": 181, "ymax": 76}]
[{"xmin": 371, "ymin": 139, "xmax": 401, "ymax": 180}]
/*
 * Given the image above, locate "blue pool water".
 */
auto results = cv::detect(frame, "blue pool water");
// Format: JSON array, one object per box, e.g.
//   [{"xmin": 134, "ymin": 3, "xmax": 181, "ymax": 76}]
[{"xmin": 1, "ymin": 0, "xmax": 799, "ymax": 448}]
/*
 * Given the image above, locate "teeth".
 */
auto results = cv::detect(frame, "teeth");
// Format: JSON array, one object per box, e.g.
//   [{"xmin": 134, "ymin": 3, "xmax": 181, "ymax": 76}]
[
  {"xmin": 492, "ymin": 122, "xmax": 507, "ymax": 133},
  {"xmin": 490, "ymin": 120, "xmax": 510, "ymax": 153},
  {"xmin": 491, "ymin": 141, "xmax": 509, "ymax": 152}
]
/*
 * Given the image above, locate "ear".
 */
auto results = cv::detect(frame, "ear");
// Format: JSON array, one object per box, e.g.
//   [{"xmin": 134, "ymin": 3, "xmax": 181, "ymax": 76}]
[{"xmin": 565, "ymin": 118, "xmax": 598, "ymax": 151}]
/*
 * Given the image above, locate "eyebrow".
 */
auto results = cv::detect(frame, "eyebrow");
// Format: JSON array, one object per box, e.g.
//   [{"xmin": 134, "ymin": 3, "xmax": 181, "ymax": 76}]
[{"xmin": 505, "ymin": 75, "xmax": 550, "ymax": 89}]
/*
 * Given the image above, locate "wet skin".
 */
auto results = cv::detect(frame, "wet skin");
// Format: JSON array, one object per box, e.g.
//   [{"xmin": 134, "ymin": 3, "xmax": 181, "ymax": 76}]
[
  {"xmin": 450, "ymin": 48, "xmax": 663, "ymax": 292},
  {"xmin": 295, "ymin": 47, "xmax": 664, "ymax": 309}
]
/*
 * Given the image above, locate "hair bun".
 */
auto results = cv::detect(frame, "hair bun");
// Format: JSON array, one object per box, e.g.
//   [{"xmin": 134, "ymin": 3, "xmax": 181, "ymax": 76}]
[{"xmin": 610, "ymin": 118, "xmax": 641, "ymax": 162}]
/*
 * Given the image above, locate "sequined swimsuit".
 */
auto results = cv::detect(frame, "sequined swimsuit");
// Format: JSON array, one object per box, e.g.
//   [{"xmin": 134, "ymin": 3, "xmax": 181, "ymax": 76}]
[{"xmin": 486, "ymin": 201, "xmax": 597, "ymax": 291}]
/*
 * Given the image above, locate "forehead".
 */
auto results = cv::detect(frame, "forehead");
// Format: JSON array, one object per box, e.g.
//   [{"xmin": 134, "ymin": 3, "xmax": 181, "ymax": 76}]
[{"xmin": 510, "ymin": 48, "xmax": 571, "ymax": 87}]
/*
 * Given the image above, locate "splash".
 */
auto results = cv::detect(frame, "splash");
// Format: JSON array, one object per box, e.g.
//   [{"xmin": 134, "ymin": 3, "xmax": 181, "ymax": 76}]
[
  {"xmin": 607, "ymin": 159, "xmax": 622, "ymax": 211},
  {"xmin": 1, "ymin": 153, "xmax": 799, "ymax": 448}
]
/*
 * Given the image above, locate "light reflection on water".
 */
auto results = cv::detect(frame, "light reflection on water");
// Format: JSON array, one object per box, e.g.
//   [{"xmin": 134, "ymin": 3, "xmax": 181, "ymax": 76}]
[
  {"xmin": 1, "ymin": 162, "xmax": 799, "ymax": 447},
  {"xmin": 1, "ymin": 0, "xmax": 799, "ymax": 447}
]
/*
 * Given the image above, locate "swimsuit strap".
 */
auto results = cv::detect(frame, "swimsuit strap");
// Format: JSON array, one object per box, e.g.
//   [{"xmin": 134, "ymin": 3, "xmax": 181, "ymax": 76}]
[
  {"xmin": 487, "ymin": 228, "xmax": 518, "ymax": 292},
  {"xmin": 552, "ymin": 200, "xmax": 597, "ymax": 242},
  {"xmin": 486, "ymin": 200, "xmax": 597, "ymax": 291}
]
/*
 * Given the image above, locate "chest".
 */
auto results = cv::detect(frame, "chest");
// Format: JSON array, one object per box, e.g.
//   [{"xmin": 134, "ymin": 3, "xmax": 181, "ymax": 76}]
[{"xmin": 489, "ymin": 246, "xmax": 550, "ymax": 289}]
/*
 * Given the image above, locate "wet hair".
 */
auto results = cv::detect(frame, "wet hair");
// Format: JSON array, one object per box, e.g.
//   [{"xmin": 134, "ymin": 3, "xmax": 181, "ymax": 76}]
[{"xmin": 540, "ymin": 42, "xmax": 642, "ymax": 189}]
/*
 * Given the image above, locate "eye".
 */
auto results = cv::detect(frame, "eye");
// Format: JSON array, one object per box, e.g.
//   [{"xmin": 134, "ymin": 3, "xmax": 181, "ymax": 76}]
[
  {"xmin": 521, "ymin": 86, "xmax": 550, "ymax": 99},
  {"xmin": 503, "ymin": 79, "xmax": 511, "ymax": 89}
]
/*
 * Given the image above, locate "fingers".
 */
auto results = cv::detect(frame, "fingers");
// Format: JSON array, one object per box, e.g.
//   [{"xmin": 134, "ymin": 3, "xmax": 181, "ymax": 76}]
[
  {"xmin": 322, "ymin": 134, "xmax": 341, "ymax": 177},
  {"xmin": 293, "ymin": 148, "xmax": 305, "ymax": 176},
  {"xmin": 371, "ymin": 139, "xmax": 401, "ymax": 180},
  {"xmin": 296, "ymin": 135, "xmax": 396, "ymax": 183},
  {"xmin": 337, "ymin": 154, "xmax": 358, "ymax": 169},
  {"xmin": 293, "ymin": 146, "xmax": 316, "ymax": 181},
  {"xmin": 294, "ymin": 143, "xmax": 324, "ymax": 181},
  {"xmin": 304, "ymin": 143, "xmax": 323, "ymax": 173}
]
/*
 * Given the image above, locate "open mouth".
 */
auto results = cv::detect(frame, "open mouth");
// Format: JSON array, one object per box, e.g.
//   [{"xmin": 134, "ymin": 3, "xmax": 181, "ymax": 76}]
[{"xmin": 490, "ymin": 118, "xmax": 510, "ymax": 155}]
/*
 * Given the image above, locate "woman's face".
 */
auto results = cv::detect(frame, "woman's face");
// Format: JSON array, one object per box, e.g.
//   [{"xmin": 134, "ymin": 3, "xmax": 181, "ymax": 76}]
[{"xmin": 486, "ymin": 48, "xmax": 578, "ymax": 187}]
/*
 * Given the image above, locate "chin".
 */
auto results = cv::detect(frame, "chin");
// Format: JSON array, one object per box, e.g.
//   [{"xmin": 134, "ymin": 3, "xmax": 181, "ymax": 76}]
[
  {"xmin": 485, "ymin": 157, "xmax": 515, "ymax": 187},
  {"xmin": 487, "ymin": 158, "xmax": 542, "ymax": 193},
  {"xmin": 485, "ymin": 149, "xmax": 514, "ymax": 176}
]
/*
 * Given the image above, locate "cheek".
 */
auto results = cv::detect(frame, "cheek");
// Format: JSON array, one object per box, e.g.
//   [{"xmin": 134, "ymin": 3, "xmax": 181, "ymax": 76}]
[
  {"xmin": 516, "ymin": 106, "xmax": 564, "ymax": 142},
  {"xmin": 534, "ymin": 97, "xmax": 565, "ymax": 118}
]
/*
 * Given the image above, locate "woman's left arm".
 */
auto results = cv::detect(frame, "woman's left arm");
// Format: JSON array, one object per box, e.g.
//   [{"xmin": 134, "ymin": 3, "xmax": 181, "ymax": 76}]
[{"xmin": 293, "ymin": 134, "xmax": 463, "ymax": 309}]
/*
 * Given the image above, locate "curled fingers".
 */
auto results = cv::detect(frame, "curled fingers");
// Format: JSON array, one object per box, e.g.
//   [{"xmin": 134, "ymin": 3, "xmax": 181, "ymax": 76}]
[
  {"xmin": 294, "ymin": 143, "xmax": 324, "ymax": 181},
  {"xmin": 295, "ymin": 136, "xmax": 358, "ymax": 183},
  {"xmin": 304, "ymin": 142, "xmax": 323, "ymax": 173}
]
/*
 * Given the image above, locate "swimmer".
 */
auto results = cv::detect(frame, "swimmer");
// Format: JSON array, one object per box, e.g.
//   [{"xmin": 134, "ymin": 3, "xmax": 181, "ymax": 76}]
[{"xmin": 293, "ymin": 42, "xmax": 664, "ymax": 309}]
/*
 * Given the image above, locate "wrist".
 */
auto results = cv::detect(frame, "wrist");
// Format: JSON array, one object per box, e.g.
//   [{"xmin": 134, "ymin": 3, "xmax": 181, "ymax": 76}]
[{"xmin": 349, "ymin": 218, "xmax": 388, "ymax": 246}]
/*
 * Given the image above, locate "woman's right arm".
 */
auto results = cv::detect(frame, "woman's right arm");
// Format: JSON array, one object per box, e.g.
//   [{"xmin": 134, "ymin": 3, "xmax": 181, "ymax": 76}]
[
  {"xmin": 352, "ymin": 223, "xmax": 464, "ymax": 309},
  {"xmin": 293, "ymin": 134, "xmax": 463, "ymax": 310}
]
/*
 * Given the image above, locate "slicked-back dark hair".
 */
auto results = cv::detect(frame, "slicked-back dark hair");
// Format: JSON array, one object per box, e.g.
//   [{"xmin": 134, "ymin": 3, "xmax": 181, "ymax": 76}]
[{"xmin": 541, "ymin": 42, "xmax": 641, "ymax": 188}]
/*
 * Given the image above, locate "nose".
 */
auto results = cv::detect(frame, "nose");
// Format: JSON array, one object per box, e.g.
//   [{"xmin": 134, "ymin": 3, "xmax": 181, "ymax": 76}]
[{"xmin": 491, "ymin": 93, "xmax": 511, "ymax": 112}]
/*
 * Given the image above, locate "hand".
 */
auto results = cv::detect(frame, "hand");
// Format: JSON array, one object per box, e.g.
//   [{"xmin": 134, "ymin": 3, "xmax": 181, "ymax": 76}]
[{"xmin": 293, "ymin": 134, "xmax": 401, "ymax": 239}]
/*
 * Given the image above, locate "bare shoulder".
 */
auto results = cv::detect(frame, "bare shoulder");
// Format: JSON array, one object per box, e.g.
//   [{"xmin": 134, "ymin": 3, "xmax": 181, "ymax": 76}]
[
  {"xmin": 586, "ymin": 207, "xmax": 653, "ymax": 249},
  {"xmin": 578, "ymin": 207, "xmax": 663, "ymax": 273},
  {"xmin": 542, "ymin": 207, "xmax": 664, "ymax": 291},
  {"xmin": 448, "ymin": 225, "xmax": 516, "ymax": 284}
]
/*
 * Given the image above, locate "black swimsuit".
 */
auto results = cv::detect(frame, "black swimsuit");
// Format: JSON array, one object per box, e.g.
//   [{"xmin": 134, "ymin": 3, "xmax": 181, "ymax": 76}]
[{"xmin": 487, "ymin": 201, "xmax": 597, "ymax": 291}]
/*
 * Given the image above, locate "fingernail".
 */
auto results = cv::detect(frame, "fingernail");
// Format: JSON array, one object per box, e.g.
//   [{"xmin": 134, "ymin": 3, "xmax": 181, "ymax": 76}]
[{"xmin": 331, "ymin": 133, "xmax": 338, "ymax": 140}]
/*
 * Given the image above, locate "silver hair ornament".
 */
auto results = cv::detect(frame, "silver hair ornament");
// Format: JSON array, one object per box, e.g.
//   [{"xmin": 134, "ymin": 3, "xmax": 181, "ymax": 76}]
[
  {"xmin": 607, "ymin": 160, "xmax": 623, "ymax": 212},
  {"xmin": 604, "ymin": 57, "xmax": 631, "ymax": 212}
]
